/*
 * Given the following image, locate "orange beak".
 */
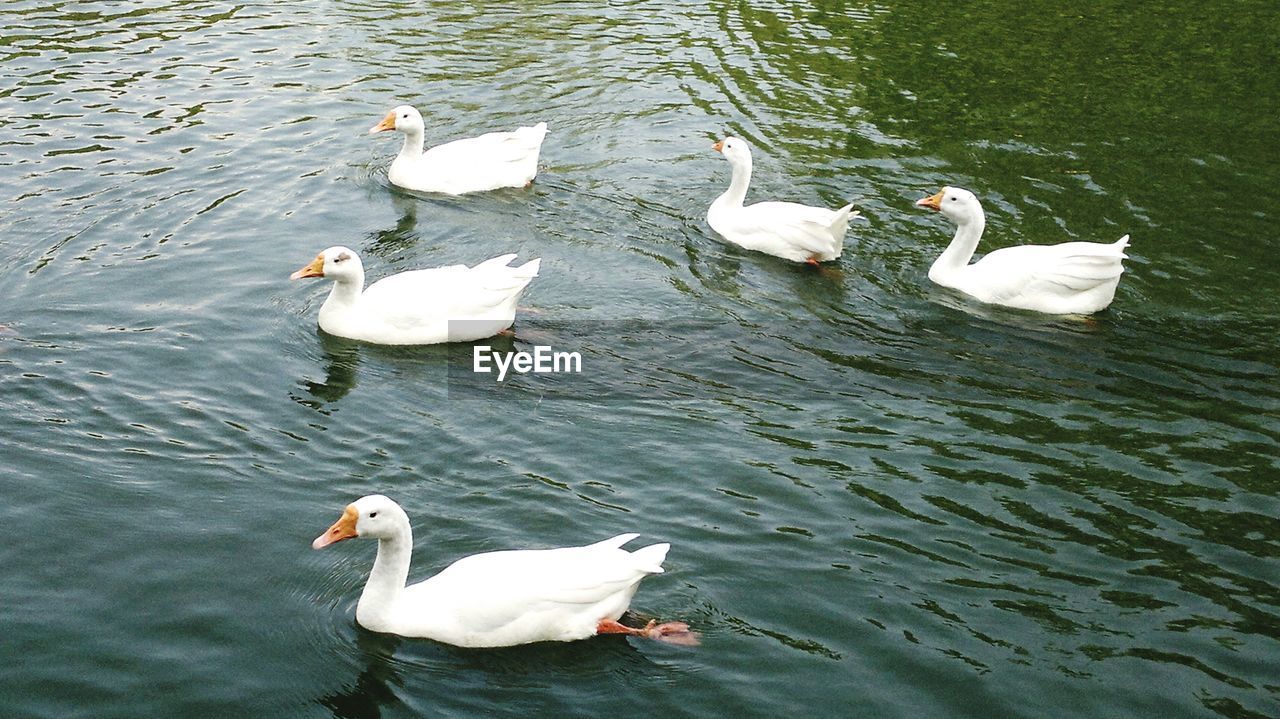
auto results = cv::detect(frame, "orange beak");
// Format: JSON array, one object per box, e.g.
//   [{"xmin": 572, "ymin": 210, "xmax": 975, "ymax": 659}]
[
  {"xmin": 313, "ymin": 505, "xmax": 359, "ymax": 549},
  {"xmin": 712, "ymin": 140, "xmax": 724, "ymax": 153},
  {"xmin": 368, "ymin": 110, "xmax": 397, "ymax": 135},
  {"xmin": 915, "ymin": 190, "xmax": 944, "ymax": 211},
  {"xmin": 290, "ymin": 254, "xmax": 325, "ymax": 280}
]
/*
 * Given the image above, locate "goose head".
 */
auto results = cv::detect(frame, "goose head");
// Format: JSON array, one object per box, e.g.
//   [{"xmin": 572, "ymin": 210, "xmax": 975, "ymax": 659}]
[
  {"xmin": 369, "ymin": 105, "xmax": 425, "ymax": 136},
  {"xmin": 312, "ymin": 494, "xmax": 409, "ymax": 549},
  {"xmin": 916, "ymin": 186, "xmax": 983, "ymax": 226},
  {"xmin": 290, "ymin": 246, "xmax": 364, "ymax": 283},
  {"xmin": 712, "ymin": 136, "xmax": 752, "ymax": 168}
]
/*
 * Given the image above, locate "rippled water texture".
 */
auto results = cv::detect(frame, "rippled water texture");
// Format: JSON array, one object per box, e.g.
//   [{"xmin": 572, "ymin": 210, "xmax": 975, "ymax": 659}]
[{"xmin": 2, "ymin": 1, "xmax": 1278, "ymax": 717}]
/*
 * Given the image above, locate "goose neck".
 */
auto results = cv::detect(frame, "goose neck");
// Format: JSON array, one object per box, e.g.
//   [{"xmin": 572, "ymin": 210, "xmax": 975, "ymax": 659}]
[
  {"xmin": 715, "ymin": 154, "xmax": 752, "ymax": 209},
  {"xmin": 930, "ymin": 214, "xmax": 986, "ymax": 281},
  {"xmin": 323, "ymin": 271, "xmax": 365, "ymax": 310},
  {"xmin": 357, "ymin": 524, "xmax": 413, "ymax": 628},
  {"xmin": 397, "ymin": 128, "xmax": 424, "ymax": 161}
]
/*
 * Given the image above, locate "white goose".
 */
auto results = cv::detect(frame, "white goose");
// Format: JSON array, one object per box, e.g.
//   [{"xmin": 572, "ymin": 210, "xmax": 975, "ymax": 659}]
[
  {"xmin": 313, "ymin": 495, "xmax": 698, "ymax": 648},
  {"xmin": 707, "ymin": 136, "xmax": 858, "ymax": 264},
  {"xmin": 369, "ymin": 105, "xmax": 547, "ymax": 195},
  {"xmin": 916, "ymin": 186, "xmax": 1130, "ymax": 315},
  {"xmin": 290, "ymin": 246, "xmax": 539, "ymax": 345}
]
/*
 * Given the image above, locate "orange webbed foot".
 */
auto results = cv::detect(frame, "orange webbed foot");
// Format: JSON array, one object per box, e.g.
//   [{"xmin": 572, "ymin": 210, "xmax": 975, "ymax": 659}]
[
  {"xmin": 596, "ymin": 618, "xmax": 700, "ymax": 646},
  {"xmin": 640, "ymin": 620, "xmax": 700, "ymax": 646}
]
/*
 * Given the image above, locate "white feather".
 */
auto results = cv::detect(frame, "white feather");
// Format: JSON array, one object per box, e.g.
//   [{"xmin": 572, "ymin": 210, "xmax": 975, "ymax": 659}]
[
  {"xmin": 293, "ymin": 247, "xmax": 538, "ymax": 345},
  {"xmin": 707, "ymin": 137, "xmax": 857, "ymax": 263},
  {"xmin": 373, "ymin": 105, "xmax": 547, "ymax": 195},
  {"xmin": 918, "ymin": 187, "xmax": 1129, "ymax": 314},
  {"xmin": 316, "ymin": 496, "xmax": 674, "ymax": 648}
]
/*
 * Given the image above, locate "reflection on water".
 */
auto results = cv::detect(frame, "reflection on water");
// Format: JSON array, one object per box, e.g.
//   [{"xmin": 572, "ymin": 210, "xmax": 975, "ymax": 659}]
[
  {"xmin": 365, "ymin": 193, "xmax": 424, "ymax": 257},
  {"xmin": 297, "ymin": 334, "xmax": 363, "ymax": 408},
  {"xmin": 318, "ymin": 633, "xmax": 405, "ymax": 719}
]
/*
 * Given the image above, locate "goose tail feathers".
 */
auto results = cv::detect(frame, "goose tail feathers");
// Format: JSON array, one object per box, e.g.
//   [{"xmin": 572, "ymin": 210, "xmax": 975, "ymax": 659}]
[{"xmin": 629, "ymin": 542, "xmax": 670, "ymax": 575}]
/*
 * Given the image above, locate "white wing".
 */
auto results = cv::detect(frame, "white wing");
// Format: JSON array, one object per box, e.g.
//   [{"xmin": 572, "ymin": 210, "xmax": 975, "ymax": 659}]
[
  {"xmin": 400, "ymin": 535, "xmax": 668, "ymax": 644},
  {"xmin": 360, "ymin": 255, "xmax": 539, "ymax": 331},
  {"xmin": 425, "ymin": 125, "xmax": 545, "ymax": 167},
  {"xmin": 720, "ymin": 201, "xmax": 856, "ymax": 258},
  {"xmin": 414, "ymin": 123, "xmax": 548, "ymax": 193},
  {"xmin": 968, "ymin": 236, "xmax": 1129, "ymax": 305}
]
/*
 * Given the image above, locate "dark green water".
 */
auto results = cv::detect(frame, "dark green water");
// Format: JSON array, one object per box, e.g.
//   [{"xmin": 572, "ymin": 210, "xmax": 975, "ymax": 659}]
[{"xmin": 2, "ymin": 1, "xmax": 1277, "ymax": 717}]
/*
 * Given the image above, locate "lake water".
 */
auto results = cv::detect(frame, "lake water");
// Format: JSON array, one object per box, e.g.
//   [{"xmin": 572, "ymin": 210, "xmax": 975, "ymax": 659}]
[{"xmin": 2, "ymin": 1, "xmax": 1277, "ymax": 717}]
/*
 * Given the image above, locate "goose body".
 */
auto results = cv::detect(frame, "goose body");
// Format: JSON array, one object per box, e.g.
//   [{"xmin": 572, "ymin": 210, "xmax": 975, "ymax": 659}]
[
  {"xmin": 370, "ymin": 105, "xmax": 547, "ymax": 196},
  {"xmin": 313, "ymin": 495, "xmax": 696, "ymax": 647},
  {"xmin": 291, "ymin": 247, "xmax": 539, "ymax": 345},
  {"xmin": 916, "ymin": 187, "xmax": 1129, "ymax": 314},
  {"xmin": 707, "ymin": 137, "xmax": 857, "ymax": 264}
]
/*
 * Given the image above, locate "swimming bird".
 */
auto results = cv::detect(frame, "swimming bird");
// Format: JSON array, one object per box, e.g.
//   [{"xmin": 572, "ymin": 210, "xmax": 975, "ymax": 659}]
[
  {"xmin": 915, "ymin": 186, "xmax": 1130, "ymax": 314},
  {"xmin": 313, "ymin": 495, "xmax": 698, "ymax": 648},
  {"xmin": 369, "ymin": 105, "xmax": 547, "ymax": 195},
  {"xmin": 290, "ymin": 246, "xmax": 539, "ymax": 345},
  {"xmin": 707, "ymin": 136, "xmax": 857, "ymax": 264}
]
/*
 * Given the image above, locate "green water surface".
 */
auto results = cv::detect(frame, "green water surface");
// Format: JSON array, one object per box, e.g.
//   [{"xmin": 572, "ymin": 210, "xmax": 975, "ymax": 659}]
[{"xmin": 1, "ymin": 1, "xmax": 1277, "ymax": 717}]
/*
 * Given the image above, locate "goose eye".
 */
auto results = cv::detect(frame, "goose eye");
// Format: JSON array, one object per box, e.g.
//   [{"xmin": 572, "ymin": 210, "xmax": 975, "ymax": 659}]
[{"xmin": 369, "ymin": 511, "xmax": 379, "ymax": 518}]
